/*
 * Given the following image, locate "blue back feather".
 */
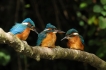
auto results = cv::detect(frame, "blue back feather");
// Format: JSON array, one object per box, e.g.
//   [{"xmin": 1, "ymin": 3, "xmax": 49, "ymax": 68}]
[
  {"xmin": 36, "ymin": 31, "xmax": 47, "ymax": 46},
  {"xmin": 9, "ymin": 23, "xmax": 27, "ymax": 35},
  {"xmin": 22, "ymin": 18, "xmax": 35, "ymax": 26},
  {"xmin": 79, "ymin": 35, "xmax": 84, "ymax": 45}
]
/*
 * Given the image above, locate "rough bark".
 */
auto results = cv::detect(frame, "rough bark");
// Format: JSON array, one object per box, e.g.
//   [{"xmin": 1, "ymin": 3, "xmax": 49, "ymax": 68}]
[{"xmin": 0, "ymin": 28, "xmax": 106, "ymax": 70}]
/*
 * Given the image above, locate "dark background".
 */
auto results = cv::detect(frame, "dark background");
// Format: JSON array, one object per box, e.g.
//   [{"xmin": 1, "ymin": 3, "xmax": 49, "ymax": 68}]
[{"xmin": 0, "ymin": 0, "xmax": 106, "ymax": 70}]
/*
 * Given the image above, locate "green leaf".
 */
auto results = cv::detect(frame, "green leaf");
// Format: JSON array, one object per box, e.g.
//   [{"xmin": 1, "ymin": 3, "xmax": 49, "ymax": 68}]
[
  {"xmin": 101, "ymin": 11, "xmax": 106, "ymax": 16},
  {"xmin": 88, "ymin": 16, "xmax": 96, "ymax": 25},
  {"xmin": 79, "ymin": 2, "xmax": 87, "ymax": 9},
  {"xmin": 100, "ymin": 0, "xmax": 106, "ymax": 5},
  {"xmin": 93, "ymin": 5, "xmax": 102, "ymax": 13},
  {"xmin": 97, "ymin": 53, "xmax": 104, "ymax": 58},
  {"xmin": 25, "ymin": 4, "xmax": 30, "ymax": 8},
  {"xmin": 99, "ymin": 16, "xmax": 106, "ymax": 29},
  {"xmin": 76, "ymin": 11, "xmax": 82, "ymax": 17},
  {"xmin": 0, "ymin": 50, "xmax": 11, "ymax": 66},
  {"xmin": 79, "ymin": 21, "xmax": 84, "ymax": 26},
  {"xmin": 96, "ymin": 46, "xmax": 106, "ymax": 58},
  {"xmin": 103, "ymin": 5, "xmax": 106, "ymax": 10}
]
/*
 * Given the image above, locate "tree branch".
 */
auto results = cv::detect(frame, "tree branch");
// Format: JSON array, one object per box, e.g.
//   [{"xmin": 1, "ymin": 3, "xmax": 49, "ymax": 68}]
[{"xmin": 0, "ymin": 28, "xmax": 106, "ymax": 70}]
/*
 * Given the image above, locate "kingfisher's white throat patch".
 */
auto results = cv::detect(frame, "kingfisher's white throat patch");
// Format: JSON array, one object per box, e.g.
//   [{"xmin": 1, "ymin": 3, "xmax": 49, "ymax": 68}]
[
  {"xmin": 22, "ymin": 22, "xmax": 28, "ymax": 25},
  {"xmin": 53, "ymin": 32, "xmax": 57, "ymax": 33},
  {"xmin": 44, "ymin": 29, "xmax": 49, "ymax": 31},
  {"xmin": 72, "ymin": 33, "xmax": 79, "ymax": 35}
]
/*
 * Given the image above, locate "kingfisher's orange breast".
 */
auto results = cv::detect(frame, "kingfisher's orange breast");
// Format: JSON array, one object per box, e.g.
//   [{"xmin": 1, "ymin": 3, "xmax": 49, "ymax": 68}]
[
  {"xmin": 16, "ymin": 28, "xmax": 31, "ymax": 40},
  {"xmin": 67, "ymin": 36, "xmax": 84, "ymax": 50},
  {"xmin": 41, "ymin": 32, "xmax": 56, "ymax": 48}
]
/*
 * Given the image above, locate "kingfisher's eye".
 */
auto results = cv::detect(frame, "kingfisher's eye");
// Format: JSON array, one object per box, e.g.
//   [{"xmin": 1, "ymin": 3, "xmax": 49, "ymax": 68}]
[
  {"xmin": 69, "ymin": 35, "xmax": 71, "ymax": 37},
  {"xmin": 31, "ymin": 26, "xmax": 34, "ymax": 28},
  {"xmin": 31, "ymin": 25, "xmax": 34, "ymax": 27},
  {"xmin": 27, "ymin": 23, "xmax": 33, "ymax": 28},
  {"xmin": 52, "ymin": 28, "xmax": 57, "ymax": 30},
  {"xmin": 66, "ymin": 34, "xmax": 70, "ymax": 37},
  {"xmin": 69, "ymin": 35, "xmax": 72, "ymax": 37}
]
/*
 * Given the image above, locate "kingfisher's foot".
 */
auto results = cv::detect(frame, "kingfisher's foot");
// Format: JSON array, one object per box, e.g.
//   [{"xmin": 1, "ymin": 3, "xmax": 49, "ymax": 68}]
[
  {"xmin": 48, "ymin": 46, "xmax": 55, "ymax": 48},
  {"xmin": 55, "ymin": 46, "xmax": 61, "ymax": 48}
]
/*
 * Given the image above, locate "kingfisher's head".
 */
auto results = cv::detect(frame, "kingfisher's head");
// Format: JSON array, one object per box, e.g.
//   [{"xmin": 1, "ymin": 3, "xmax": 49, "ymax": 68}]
[
  {"xmin": 43, "ymin": 23, "xmax": 65, "ymax": 33},
  {"xmin": 61, "ymin": 28, "xmax": 79, "ymax": 41},
  {"xmin": 66, "ymin": 28, "xmax": 78, "ymax": 36},
  {"xmin": 22, "ymin": 18, "xmax": 38, "ymax": 34}
]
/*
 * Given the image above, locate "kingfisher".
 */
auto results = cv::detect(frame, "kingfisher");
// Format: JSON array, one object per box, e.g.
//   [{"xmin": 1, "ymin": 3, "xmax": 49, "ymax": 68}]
[
  {"xmin": 36, "ymin": 23, "xmax": 65, "ymax": 48},
  {"xmin": 61, "ymin": 28, "xmax": 84, "ymax": 50},
  {"xmin": 9, "ymin": 18, "xmax": 38, "ymax": 40}
]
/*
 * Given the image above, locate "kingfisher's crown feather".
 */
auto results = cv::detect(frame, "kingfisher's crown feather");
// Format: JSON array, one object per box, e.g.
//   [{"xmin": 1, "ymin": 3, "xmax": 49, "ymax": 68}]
[
  {"xmin": 66, "ymin": 28, "xmax": 78, "ymax": 35},
  {"xmin": 45, "ymin": 23, "xmax": 56, "ymax": 29},
  {"xmin": 22, "ymin": 18, "xmax": 35, "ymax": 26}
]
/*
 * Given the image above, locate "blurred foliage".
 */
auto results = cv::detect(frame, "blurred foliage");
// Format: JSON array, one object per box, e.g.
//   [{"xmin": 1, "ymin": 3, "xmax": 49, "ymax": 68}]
[
  {"xmin": 25, "ymin": 4, "xmax": 30, "ymax": 8},
  {"xmin": 80, "ymin": 2, "xmax": 88, "ymax": 9},
  {"xmin": 0, "ymin": 0, "xmax": 106, "ymax": 70},
  {"xmin": 0, "ymin": 49, "xmax": 10, "ymax": 66},
  {"xmin": 93, "ymin": 5, "xmax": 102, "ymax": 13},
  {"xmin": 101, "ymin": 0, "xmax": 106, "ymax": 5}
]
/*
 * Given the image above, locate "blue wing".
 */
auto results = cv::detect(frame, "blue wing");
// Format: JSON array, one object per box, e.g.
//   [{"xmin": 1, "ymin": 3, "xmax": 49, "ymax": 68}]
[
  {"xmin": 79, "ymin": 35, "xmax": 84, "ymax": 45},
  {"xmin": 36, "ymin": 31, "xmax": 47, "ymax": 46},
  {"xmin": 9, "ymin": 23, "xmax": 27, "ymax": 35}
]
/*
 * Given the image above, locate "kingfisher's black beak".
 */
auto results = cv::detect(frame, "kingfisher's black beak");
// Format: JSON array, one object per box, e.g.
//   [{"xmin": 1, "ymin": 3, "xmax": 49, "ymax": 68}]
[
  {"xmin": 61, "ymin": 36, "xmax": 67, "ymax": 41},
  {"xmin": 33, "ymin": 28, "xmax": 38, "ymax": 34},
  {"xmin": 61, "ymin": 35, "xmax": 70, "ymax": 41},
  {"xmin": 54, "ymin": 30, "xmax": 65, "ymax": 33},
  {"xmin": 31, "ymin": 26, "xmax": 38, "ymax": 34}
]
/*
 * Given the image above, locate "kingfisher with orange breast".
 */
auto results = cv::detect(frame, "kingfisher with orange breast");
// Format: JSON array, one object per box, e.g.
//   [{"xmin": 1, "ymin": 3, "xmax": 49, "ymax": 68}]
[
  {"xmin": 9, "ymin": 18, "xmax": 38, "ymax": 40},
  {"xmin": 36, "ymin": 23, "xmax": 65, "ymax": 48},
  {"xmin": 61, "ymin": 28, "xmax": 84, "ymax": 50}
]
